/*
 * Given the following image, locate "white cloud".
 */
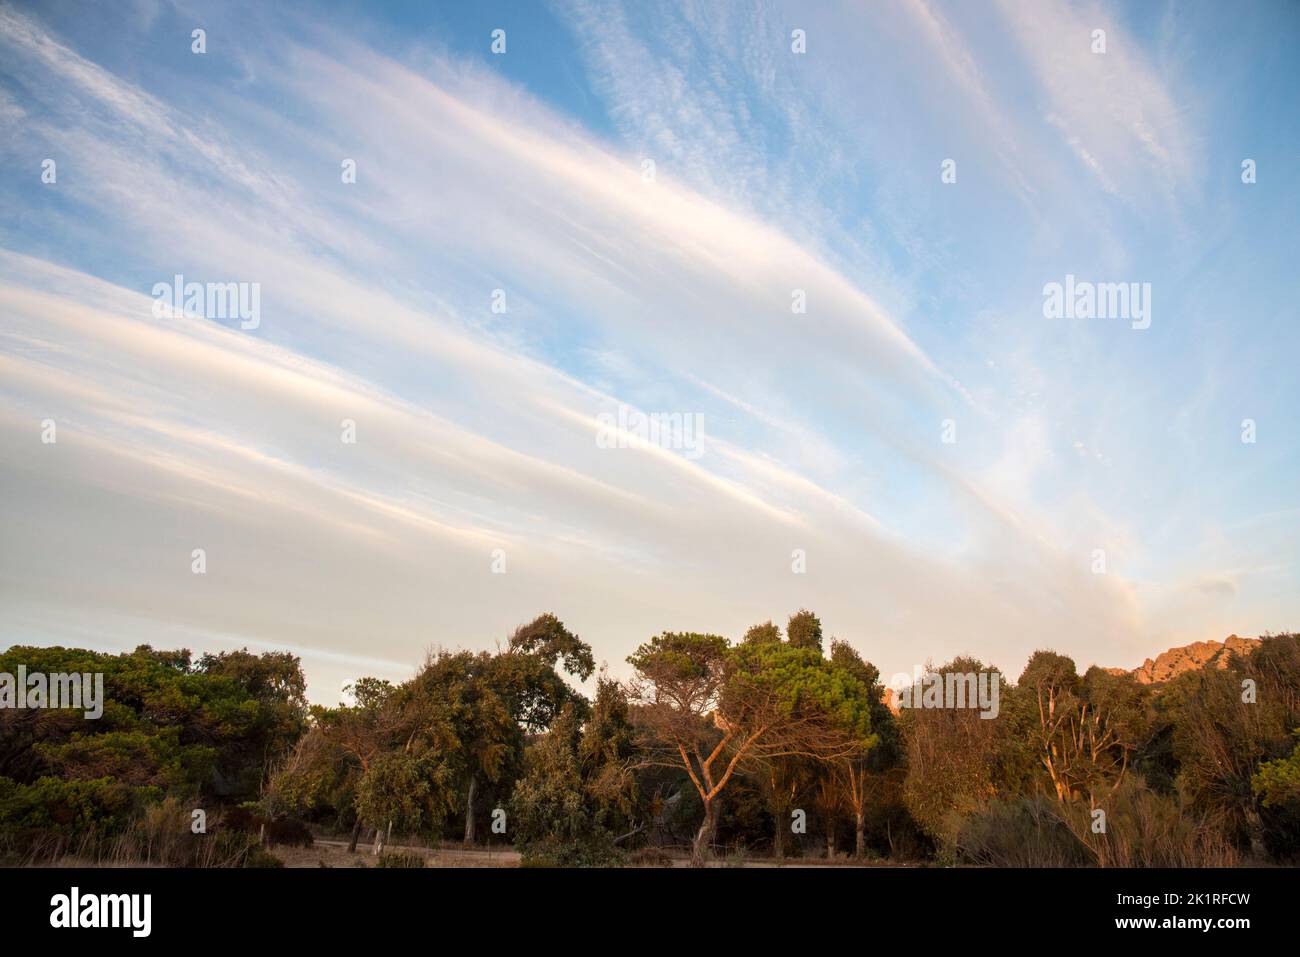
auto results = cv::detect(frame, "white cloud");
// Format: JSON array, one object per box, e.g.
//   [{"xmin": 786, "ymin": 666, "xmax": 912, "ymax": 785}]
[{"xmin": 0, "ymin": 3, "xmax": 1246, "ymax": 700}]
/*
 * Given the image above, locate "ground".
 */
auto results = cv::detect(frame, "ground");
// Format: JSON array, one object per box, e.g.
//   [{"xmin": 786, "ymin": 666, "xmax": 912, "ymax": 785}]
[
  {"xmin": 277, "ymin": 838, "xmax": 522, "ymax": 868},
  {"xmin": 273, "ymin": 837, "xmax": 916, "ymax": 868}
]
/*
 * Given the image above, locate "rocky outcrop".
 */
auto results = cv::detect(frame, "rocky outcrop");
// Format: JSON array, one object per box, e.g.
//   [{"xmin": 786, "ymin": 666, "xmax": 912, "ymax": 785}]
[
  {"xmin": 1127, "ymin": 634, "xmax": 1260, "ymax": 685},
  {"xmin": 877, "ymin": 635, "xmax": 1259, "ymax": 714}
]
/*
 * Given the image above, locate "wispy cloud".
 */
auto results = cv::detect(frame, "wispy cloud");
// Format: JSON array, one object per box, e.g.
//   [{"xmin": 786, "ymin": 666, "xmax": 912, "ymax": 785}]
[
  {"xmin": 994, "ymin": 0, "xmax": 1199, "ymax": 207},
  {"xmin": 1, "ymin": 1, "xmax": 1294, "ymax": 698}
]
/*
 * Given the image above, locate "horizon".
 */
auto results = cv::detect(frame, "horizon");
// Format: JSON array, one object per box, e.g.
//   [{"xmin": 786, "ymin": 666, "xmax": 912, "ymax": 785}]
[{"xmin": 2, "ymin": 0, "xmax": 1299, "ymax": 707}]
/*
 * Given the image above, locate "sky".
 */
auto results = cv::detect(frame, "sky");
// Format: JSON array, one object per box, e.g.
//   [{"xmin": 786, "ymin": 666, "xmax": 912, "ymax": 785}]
[{"xmin": 1, "ymin": 0, "xmax": 1297, "ymax": 704}]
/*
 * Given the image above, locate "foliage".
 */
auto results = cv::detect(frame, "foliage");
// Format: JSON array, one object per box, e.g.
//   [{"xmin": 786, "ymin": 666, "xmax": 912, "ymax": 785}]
[
  {"xmin": 1253, "ymin": 731, "xmax": 1300, "ymax": 807},
  {"xmin": 0, "ymin": 775, "xmax": 154, "ymax": 835},
  {"xmin": 511, "ymin": 680, "xmax": 636, "ymax": 867},
  {"xmin": 955, "ymin": 794, "xmax": 1090, "ymax": 867},
  {"xmin": 900, "ymin": 657, "xmax": 1005, "ymax": 850},
  {"xmin": 5, "ymin": 622, "xmax": 1299, "ymax": 867},
  {"xmin": 0, "ymin": 644, "xmax": 306, "ymax": 803},
  {"xmin": 243, "ymin": 845, "xmax": 284, "ymax": 868},
  {"xmin": 628, "ymin": 626, "xmax": 874, "ymax": 863},
  {"xmin": 1164, "ymin": 633, "xmax": 1300, "ymax": 849}
]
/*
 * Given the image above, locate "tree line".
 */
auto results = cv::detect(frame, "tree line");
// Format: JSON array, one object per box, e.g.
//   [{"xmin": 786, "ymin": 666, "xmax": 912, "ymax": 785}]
[{"xmin": 2, "ymin": 614, "xmax": 1298, "ymax": 866}]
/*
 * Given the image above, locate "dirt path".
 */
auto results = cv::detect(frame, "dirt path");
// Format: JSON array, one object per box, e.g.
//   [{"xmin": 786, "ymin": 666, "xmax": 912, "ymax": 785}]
[{"xmin": 278, "ymin": 839, "xmax": 521, "ymax": 868}]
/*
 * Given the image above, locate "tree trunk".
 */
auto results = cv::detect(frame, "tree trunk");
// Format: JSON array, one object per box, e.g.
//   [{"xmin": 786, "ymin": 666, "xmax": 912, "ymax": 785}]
[
  {"xmin": 347, "ymin": 818, "xmax": 362, "ymax": 853},
  {"xmin": 854, "ymin": 810, "xmax": 866, "ymax": 859},
  {"xmin": 372, "ymin": 825, "xmax": 384, "ymax": 856},
  {"xmin": 691, "ymin": 800, "xmax": 718, "ymax": 866},
  {"xmin": 464, "ymin": 775, "xmax": 478, "ymax": 845},
  {"xmin": 773, "ymin": 813, "xmax": 786, "ymax": 860},
  {"xmin": 825, "ymin": 818, "xmax": 836, "ymax": 860}
]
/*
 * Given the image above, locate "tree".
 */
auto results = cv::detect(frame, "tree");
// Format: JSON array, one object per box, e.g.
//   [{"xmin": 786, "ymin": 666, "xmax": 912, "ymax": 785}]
[
  {"xmin": 628, "ymin": 630, "xmax": 873, "ymax": 865},
  {"xmin": 1254, "ymin": 732, "xmax": 1300, "ymax": 808},
  {"xmin": 1168, "ymin": 633, "xmax": 1300, "ymax": 852},
  {"xmin": 0, "ymin": 644, "xmax": 307, "ymax": 806},
  {"xmin": 741, "ymin": 621, "xmax": 782, "ymax": 645},
  {"xmin": 193, "ymin": 649, "xmax": 308, "ymax": 796},
  {"xmin": 578, "ymin": 672, "xmax": 638, "ymax": 833},
  {"xmin": 336, "ymin": 613, "xmax": 599, "ymax": 846},
  {"xmin": 407, "ymin": 650, "xmax": 517, "ymax": 844},
  {"xmin": 1253, "ymin": 730, "xmax": 1300, "ymax": 861},
  {"xmin": 510, "ymin": 677, "xmax": 636, "ymax": 866},
  {"xmin": 900, "ymin": 657, "xmax": 1005, "ymax": 851},
  {"xmin": 1013, "ymin": 651, "xmax": 1079, "ymax": 803},
  {"xmin": 828, "ymin": 640, "xmax": 896, "ymax": 857},
  {"xmin": 506, "ymin": 613, "xmax": 596, "ymax": 691},
  {"xmin": 510, "ymin": 704, "xmax": 598, "ymax": 864},
  {"xmin": 754, "ymin": 750, "xmax": 810, "ymax": 859},
  {"xmin": 355, "ymin": 750, "xmax": 456, "ymax": 853},
  {"xmin": 786, "ymin": 610, "xmax": 824, "ymax": 653},
  {"xmin": 1013, "ymin": 652, "xmax": 1148, "ymax": 805},
  {"xmin": 506, "ymin": 686, "xmax": 634, "ymax": 868},
  {"xmin": 275, "ymin": 677, "xmax": 399, "ymax": 851},
  {"xmin": 740, "ymin": 619, "xmax": 803, "ymax": 858}
]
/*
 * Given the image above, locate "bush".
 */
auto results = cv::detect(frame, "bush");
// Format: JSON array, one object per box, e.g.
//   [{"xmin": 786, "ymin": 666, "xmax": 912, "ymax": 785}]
[
  {"xmin": 518, "ymin": 835, "xmax": 622, "ymax": 868},
  {"xmin": 1061, "ymin": 779, "xmax": 1239, "ymax": 867},
  {"xmin": 955, "ymin": 796, "xmax": 1090, "ymax": 867},
  {"xmin": 1254, "ymin": 732, "xmax": 1300, "ymax": 861},
  {"xmin": 0, "ymin": 775, "xmax": 157, "ymax": 835},
  {"xmin": 956, "ymin": 780, "xmax": 1242, "ymax": 868},
  {"xmin": 243, "ymin": 845, "xmax": 284, "ymax": 868}
]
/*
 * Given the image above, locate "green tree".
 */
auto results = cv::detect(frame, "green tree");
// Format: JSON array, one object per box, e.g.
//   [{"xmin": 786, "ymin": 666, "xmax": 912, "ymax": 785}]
[
  {"xmin": 629, "ymin": 630, "xmax": 873, "ymax": 865},
  {"xmin": 1012, "ymin": 652, "xmax": 1149, "ymax": 804},
  {"xmin": 900, "ymin": 657, "xmax": 1005, "ymax": 851},
  {"xmin": 423, "ymin": 614, "xmax": 594, "ymax": 843},
  {"xmin": 510, "ymin": 691, "xmax": 635, "ymax": 866},
  {"xmin": 1254, "ymin": 732, "xmax": 1300, "ymax": 808},
  {"xmin": 741, "ymin": 621, "xmax": 782, "ymax": 645},
  {"xmin": 786, "ymin": 610, "xmax": 824, "ymax": 653},
  {"xmin": 0, "ymin": 644, "xmax": 306, "ymax": 805},
  {"xmin": 828, "ymin": 640, "xmax": 896, "ymax": 857}
]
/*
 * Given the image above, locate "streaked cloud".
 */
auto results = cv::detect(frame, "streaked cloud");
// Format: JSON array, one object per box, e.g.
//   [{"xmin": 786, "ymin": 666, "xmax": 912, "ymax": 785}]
[{"xmin": 1, "ymin": 1, "xmax": 1296, "ymax": 698}]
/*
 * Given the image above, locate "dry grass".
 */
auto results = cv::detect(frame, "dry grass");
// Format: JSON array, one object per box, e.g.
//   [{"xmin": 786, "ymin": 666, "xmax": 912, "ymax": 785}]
[{"xmin": 281, "ymin": 839, "xmax": 522, "ymax": 868}]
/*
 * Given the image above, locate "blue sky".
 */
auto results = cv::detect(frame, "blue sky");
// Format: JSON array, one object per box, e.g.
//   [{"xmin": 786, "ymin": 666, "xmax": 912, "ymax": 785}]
[{"xmin": 1, "ymin": 0, "xmax": 1298, "ymax": 702}]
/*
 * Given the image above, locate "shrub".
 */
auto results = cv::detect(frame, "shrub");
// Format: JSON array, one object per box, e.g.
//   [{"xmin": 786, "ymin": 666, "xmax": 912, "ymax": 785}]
[
  {"xmin": 955, "ymin": 795, "xmax": 1090, "ymax": 867},
  {"xmin": 1060, "ymin": 778, "xmax": 1239, "ymax": 867},
  {"xmin": 518, "ymin": 835, "xmax": 622, "ymax": 868},
  {"xmin": 243, "ymin": 845, "xmax": 284, "ymax": 868},
  {"xmin": 0, "ymin": 775, "xmax": 157, "ymax": 838}
]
